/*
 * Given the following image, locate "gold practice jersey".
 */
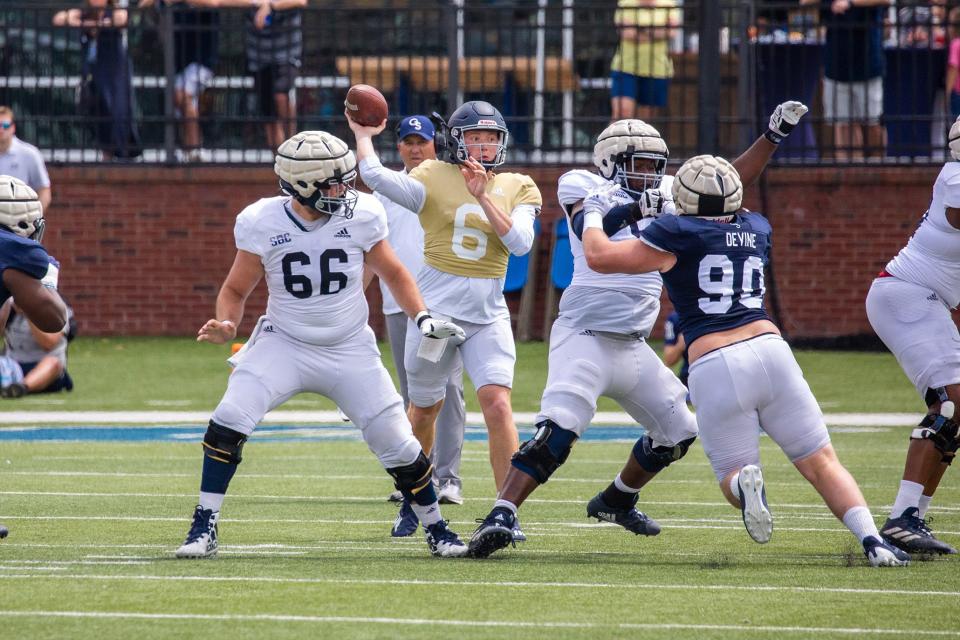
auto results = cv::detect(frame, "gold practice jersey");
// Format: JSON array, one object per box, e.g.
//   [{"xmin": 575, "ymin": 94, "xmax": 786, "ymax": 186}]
[{"xmin": 409, "ymin": 159, "xmax": 542, "ymax": 279}]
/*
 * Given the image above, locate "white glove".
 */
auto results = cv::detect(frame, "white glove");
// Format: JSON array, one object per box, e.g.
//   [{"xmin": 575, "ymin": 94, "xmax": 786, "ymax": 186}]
[
  {"xmin": 416, "ymin": 311, "xmax": 466, "ymax": 343},
  {"xmin": 638, "ymin": 188, "xmax": 674, "ymax": 218},
  {"xmin": 766, "ymin": 100, "xmax": 808, "ymax": 144}
]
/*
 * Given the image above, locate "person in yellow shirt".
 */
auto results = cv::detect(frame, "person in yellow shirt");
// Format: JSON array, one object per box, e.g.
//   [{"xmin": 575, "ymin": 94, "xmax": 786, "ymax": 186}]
[
  {"xmin": 348, "ymin": 101, "xmax": 541, "ymax": 540},
  {"xmin": 610, "ymin": 0, "xmax": 682, "ymax": 121}
]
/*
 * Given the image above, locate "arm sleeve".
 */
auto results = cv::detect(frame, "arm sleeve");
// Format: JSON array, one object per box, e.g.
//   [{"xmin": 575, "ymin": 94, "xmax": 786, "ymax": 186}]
[
  {"xmin": 569, "ymin": 204, "xmax": 639, "ymax": 240},
  {"xmin": 361, "ymin": 200, "xmax": 390, "ymax": 252},
  {"xmin": 359, "ymin": 156, "xmax": 427, "ymax": 214},
  {"xmin": 499, "ymin": 204, "xmax": 537, "ymax": 256}
]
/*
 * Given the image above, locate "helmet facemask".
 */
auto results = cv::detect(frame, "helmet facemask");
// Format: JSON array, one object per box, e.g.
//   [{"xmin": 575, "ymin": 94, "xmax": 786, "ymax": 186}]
[
  {"xmin": 274, "ymin": 131, "xmax": 360, "ymax": 221},
  {"xmin": 451, "ymin": 125, "xmax": 509, "ymax": 170},
  {"xmin": 613, "ymin": 151, "xmax": 668, "ymax": 199},
  {"xmin": 280, "ymin": 172, "xmax": 359, "ymax": 219}
]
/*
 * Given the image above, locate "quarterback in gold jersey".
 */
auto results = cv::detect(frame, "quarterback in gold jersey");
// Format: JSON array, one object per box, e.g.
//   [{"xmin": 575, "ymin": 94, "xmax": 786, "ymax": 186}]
[{"xmin": 349, "ymin": 101, "xmax": 541, "ymax": 519}]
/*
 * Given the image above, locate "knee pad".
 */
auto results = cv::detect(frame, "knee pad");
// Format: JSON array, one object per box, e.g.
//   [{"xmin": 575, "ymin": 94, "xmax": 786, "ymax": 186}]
[
  {"xmin": 386, "ymin": 451, "xmax": 434, "ymax": 496},
  {"xmin": 912, "ymin": 398, "xmax": 959, "ymax": 465},
  {"xmin": 202, "ymin": 420, "xmax": 248, "ymax": 465},
  {"xmin": 632, "ymin": 434, "xmax": 696, "ymax": 473},
  {"xmin": 511, "ymin": 420, "xmax": 578, "ymax": 484}
]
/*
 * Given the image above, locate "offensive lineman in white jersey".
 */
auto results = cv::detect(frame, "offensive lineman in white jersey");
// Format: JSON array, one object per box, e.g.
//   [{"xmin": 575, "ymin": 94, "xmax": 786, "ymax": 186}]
[
  {"xmin": 175, "ymin": 131, "xmax": 470, "ymax": 559},
  {"xmin": 865, "ymin": 116, "xmax": 960, "ymax": 556},
  {"xmin": 470, "ymin": 101, "xmax": 811, "ymax": 558}
]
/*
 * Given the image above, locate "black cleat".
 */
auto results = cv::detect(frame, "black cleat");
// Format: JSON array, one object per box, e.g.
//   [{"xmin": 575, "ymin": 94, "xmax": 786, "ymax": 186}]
[
  {"xmin": 0, "ymin": 523, "xmax": 8, "ymax": 539},
  {"xmin": 0, "ymin": 383, "xmax": 27, "ymax": 399},
  {"xmin": 468, "ymin": 507, "xmax": 516, "ymax": 558},
  {"xmin": 586, "ymin": 492, "xmax": 661, "ymax": 536},
  {"xmin": 881, "ymin": 507, "xmax": 957, "ymax": 555}
]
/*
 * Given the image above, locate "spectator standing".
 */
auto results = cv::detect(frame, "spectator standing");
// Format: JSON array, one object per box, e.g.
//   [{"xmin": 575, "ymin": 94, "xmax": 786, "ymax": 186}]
[
  {"xmin": 139, "ymin": 0, "xmax": 221, "ymax": 162},
  {"xmin": 802, "ymin": 0, "xmax": 891, "ymax": 161},
  {"xmin": 0, "ymin": 107, "xmax": 52, "ymax": 213},
  {"xmin": 609, "ymin": 0, "xmax": 682, "ymax": 122},
  {"xmin": 54, "ymin": 0, "xmax": 142, "ymax": 161},
  {"xmin": 245, "ymin": 0, "xmax": 307, "ymax": 149}
]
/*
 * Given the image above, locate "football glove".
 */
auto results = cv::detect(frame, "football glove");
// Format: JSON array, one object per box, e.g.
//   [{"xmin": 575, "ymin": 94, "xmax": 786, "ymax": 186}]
[
  {"xmin": 638, "ymin": 188, "xmax": 676, "ymax": 218},
  {"xmin": 416, "ymin": 311, "xmax": 466, "ymax": 343},
  {"xmin": 765, "ymin": 100, "xmax": 809, "ymax": 144}
]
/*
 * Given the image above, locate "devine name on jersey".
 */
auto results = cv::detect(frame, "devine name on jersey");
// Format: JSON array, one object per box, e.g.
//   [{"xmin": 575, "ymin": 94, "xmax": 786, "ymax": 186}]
[
  {"xmin": 886, "ymin": 162, "xmax": 960, "ymax": 308},
  {"xmin": 234, "ymin": 194, "xmax": 387, "ymax": 346},
  {"xmin": 409, "ymin": 159, "xmax": 542, "ymax": 279},
  {"xmin": 555, "ymin": 169, "xmax": 671, "ymax": 335},
  {"xmin": 641, "ymin": 212, "xmax": 772, "ymax": 345}
]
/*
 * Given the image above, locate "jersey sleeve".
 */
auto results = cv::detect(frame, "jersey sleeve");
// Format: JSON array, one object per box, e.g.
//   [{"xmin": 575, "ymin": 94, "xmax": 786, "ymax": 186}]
[
  {"xmin": 233, "ymin": 209, "xmax": 262, "ymax": 256},
  {"xmin": 639, "ymin": 215, "xmax": 683, "ymax": 254},
  {"xmin": 359, "ymin": 197, "xmax": 389, "ymax": 252},
  {"xmin": 557, "ymin": 170, "xmax": 600, "ymax": 210},
  {"xmin": 944, "ymin": 172, "xmax": 960, "ymax": 208},
  {"xmin": 514, "ymin": 175, "xmax": 543, "ymax": 213},
  {"xmin": 0, "ymin": 238, "xmax": 51, "ymax": 281}
]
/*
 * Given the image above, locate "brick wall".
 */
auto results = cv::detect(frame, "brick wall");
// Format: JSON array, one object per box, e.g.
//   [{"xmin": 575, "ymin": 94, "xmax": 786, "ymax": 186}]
[{"xmin": 42, "ymin": 163, "xmax": 940, "ymax": 340}]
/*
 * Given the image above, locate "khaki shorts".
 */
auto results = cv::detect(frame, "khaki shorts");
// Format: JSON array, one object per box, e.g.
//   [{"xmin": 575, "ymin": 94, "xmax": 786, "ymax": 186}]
[{"xmin": 823, "ymin": 76, "xmax": 883, "ymax": 124}]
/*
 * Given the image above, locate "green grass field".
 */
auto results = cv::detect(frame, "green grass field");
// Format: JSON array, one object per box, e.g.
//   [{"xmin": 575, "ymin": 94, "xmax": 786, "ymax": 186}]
[{"xmin": 1, "ymin": 339, "xmax": 957, "ymax": 639}]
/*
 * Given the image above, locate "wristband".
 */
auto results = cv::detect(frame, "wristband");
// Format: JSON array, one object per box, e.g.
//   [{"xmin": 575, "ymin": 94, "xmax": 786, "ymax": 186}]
[
  {"xmin": 584, "ymin": 211, "xmax": 604, "ymax": 230},
  {"xmin": 763, "ymin": 129, "xmax": 784, "ymax": 145},
  {"xmin": 414, "ymin": 311, "xmax": 431, "ymax": 329}
]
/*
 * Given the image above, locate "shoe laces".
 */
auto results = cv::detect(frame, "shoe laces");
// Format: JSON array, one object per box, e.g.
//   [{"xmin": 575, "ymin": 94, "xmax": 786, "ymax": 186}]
[
  {"xmin": 426, "ymin": 520, "xmax": 458, "ymax": 544},
  {"xmin": 185, "ymin": 507, "xmax": 214, "ymax": 543}
]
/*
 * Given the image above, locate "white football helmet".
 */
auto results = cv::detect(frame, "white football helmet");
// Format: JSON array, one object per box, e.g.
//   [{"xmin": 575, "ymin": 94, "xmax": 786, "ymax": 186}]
[
  {"xmin": 0, "ymin": 175, "xmax": 44, "ymax": 241},
  {"xmin": 949, "ymin": 116, "xmax": 960, "ymax": 161},
  {"xmin": 274, "ymin": 131, "xmax": 359, "ymax": 218},
  {"xmin": 593, "ymin": 119, "xmax": 669, "ymax": 199},
  {"xmin": 671, "ymin": 155, "xmax": 742, "ymax": 218}
]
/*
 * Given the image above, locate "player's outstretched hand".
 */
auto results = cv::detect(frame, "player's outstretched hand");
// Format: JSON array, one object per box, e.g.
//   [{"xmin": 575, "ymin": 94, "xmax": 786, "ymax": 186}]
[
  {"xmin": 460, "ymin": 157, "xmax": 489, "ymax": 199},
  {"xmin": 344, "ymin": 109, "xmax": 387, "ymax": 138},
  {"xmin": 197, "ymin": 319, "xmax": 237, "ymax": 345},
  {"xmin": 766, "ymin": 100, "xmax": 809, "ymax": 143},
  {"xmin": 416, "ymin": 312, "xmax": 466, "ymax": 344}
]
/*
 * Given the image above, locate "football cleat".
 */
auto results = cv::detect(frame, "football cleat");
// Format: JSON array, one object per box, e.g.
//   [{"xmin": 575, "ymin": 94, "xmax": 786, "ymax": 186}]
[
  {"xmin": 390, "ymin": 498, "xmax": 419, "ymax": 537},
  {"xmin": 586, "ymin": 492, "xmax": 661, "ymax": 536},
  {"xmin": 0, "ymin": 383, "xmax": 27, "ymax": 399},
  {"xmin": 424, "ymin": 520, "xmax": 469, "ymax": 558},
  {"xmin": 737, "ymin": 465, "xmax": 772, "ymax": 544},
  {"xmin": 881, "ymin": 507, "xmax": 958, "ymax": 555},
  {"xmin": 437, "ymin": 482, "xmax": 464, "ymax": 505},
  {"xmin": 467, "ymin": 507, "xmax": 516, "ymax": 558},
  {"xmin": 512, "ymin": 515, "xmax": 527, "ymax": 543},
  {"xmin": 863, "ymin": 535, "xmax": 911, "ymax": 567},
  {"xmin": 0, "ymin": 523, "xmax": 9, "ymax": 539},
  {"xmin": 386, "ymin": 489, "xmax": 403, "ymax": 503},
  {"xmin": 175, "ymin": 506, "xmax": 219, "ymax": 559}
]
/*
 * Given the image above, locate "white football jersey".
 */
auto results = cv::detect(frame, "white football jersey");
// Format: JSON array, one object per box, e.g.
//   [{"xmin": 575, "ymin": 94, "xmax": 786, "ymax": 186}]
[
  {"xmin": 555, "ymin": 169, "xmax": 670, "ymax": 335},
  {"xmin": 234, "ymin": 194, "xmax": 387, "ymax": 346},
  {"xmin": 886, "ymin": 162, "xmax": 960, "ymax": 308},
  {"xmin": 375, "ymin": 188, "xmax": 424, "ymax": 316}
]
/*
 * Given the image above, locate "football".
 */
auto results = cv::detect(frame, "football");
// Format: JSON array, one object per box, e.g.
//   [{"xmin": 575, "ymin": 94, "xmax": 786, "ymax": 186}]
[{"xmin": 344, "ymin": 84, "xmax": 388, "ymax": 127}]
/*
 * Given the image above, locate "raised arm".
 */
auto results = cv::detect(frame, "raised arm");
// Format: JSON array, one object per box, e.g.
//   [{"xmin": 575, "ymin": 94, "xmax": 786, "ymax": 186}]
[
  {"xmin": 347, "ymin": 114, "xmax": 428, "ymax": 214},
  {"xmin": 732, "ymin": 101, "xmax": 808, "ymax": 188}
]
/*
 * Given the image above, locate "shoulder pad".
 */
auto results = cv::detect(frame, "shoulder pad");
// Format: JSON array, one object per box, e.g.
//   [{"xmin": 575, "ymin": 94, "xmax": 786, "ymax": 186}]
[{"xmin": 557, "ymin": 170, "xmax": 607, "ymax": 206}]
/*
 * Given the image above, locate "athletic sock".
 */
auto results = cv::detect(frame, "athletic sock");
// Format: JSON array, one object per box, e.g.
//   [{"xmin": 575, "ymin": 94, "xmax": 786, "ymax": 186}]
[
  {"xmin": 601, "ymin": 473, "xmax": 640, "ymax": 509},
  {"xmin": 493, "ymin": 499, "xmax": 518, "ymax": 516},
  {"xmin": 842, "ymin": 505, "xmax": 880, "ymax": 543},
  {"xmin": 198, "ymin": 454, "xmax": 238, "ymax": 511},
  {"xmin": 890, "ymin": 480, "xmax": 924, "ymax": 519},
  {"xmin": 918, "ymin": 494, "xmax": 933, "ymax": 520},
  {"xmin": 729, "ymin": 472, "xmax": 742, "ymax": 506},
  {"xmin": 410, "ymin": 501, "xmax": 442, "ymax": 527}
]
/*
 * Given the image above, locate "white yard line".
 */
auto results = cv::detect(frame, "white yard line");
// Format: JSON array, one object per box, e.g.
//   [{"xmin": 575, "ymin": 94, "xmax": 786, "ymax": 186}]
[
  {"xmin": 0, "ymin": 610, "xmax": 955, "ymax": 635},
  {"xmin": 0, "ymin": 411, "xmax": 919, "ymax": 426}
]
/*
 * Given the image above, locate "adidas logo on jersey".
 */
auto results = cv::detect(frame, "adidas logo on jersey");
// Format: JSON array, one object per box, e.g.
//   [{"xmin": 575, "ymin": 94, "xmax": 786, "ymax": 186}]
[
  {"xmin": 334, "ymin": 228, "xmax": 351, "ymax": 239},
  {"xmin": 927, "ymin": 293, "xmax": 939, "ymax": 301},
  {"xmin": 491, "ymin": 186, "xmax": 505, "ymax": 196}
]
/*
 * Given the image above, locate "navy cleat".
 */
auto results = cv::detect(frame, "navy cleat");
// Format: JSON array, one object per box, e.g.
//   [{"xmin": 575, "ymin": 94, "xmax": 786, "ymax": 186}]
[
  {"xmin": 512, "ymin": 515, "xmax": 527, "ymax": 542},
  {"xmin": 586, "ymin": 492, "xmax": 661, "ymax": 536},
  {"xmin": 175, "ymin": 505, "xmax": 219, "ymax": 558},
  {"xmin": 468, "ymin": 507, "xmax": 516, "ymax": 558},
  {"xmin": 737, "ymin": 465, "xmax": 772, "ymax": 544},
  {"xmin": 863, "ymin": 535, "xmax": 911, "ymax": 567},
  {"xmin": 424, "ymin": 520, "xmax": 469, "ymax": 558},
  {"xmin": 391, "ymin": 498, "xmax": 419, "ymax": 537},
  {"xmin": 881, "ymin": 507, "xmax": 957, "ymax": 555},
  {"xmin": 0, "ymin": 523, "xmax": 8, "ymax": 539}
]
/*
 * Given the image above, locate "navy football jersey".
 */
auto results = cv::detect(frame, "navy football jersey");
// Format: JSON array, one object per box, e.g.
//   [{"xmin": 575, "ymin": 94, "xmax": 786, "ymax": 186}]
[
  {"xmin": 0, "ymin": 229, "xmax": 51, "ymax": 307},
  {"xmin": 641, "ymin": 212, "xmax": 772, "ymax": 346}
]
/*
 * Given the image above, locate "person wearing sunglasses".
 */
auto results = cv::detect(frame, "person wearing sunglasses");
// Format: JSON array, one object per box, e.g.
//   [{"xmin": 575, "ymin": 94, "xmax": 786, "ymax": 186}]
[{"xmin": 0, "ymin": 107, "xmax": 51, "ymax": 214}]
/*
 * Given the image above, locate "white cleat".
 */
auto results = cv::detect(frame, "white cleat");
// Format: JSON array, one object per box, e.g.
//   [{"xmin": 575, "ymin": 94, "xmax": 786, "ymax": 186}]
[
  {"xmin": 738, "ymin": 465, "xmax": 773, "ymax": 544},
  {"xmin": 863, "ymin": 536, "xmax": 911, "ymax": 567},
  {"xmin": 424, "ymin": 520, "xmax": 469, "ymax": 558},
  {"xmin": 175, "ymin": 506, "xmax": 219, "ymax": 558},
  {"xmin": 437, "ymin": 482, "xmax": 464, "ymax": 505}
]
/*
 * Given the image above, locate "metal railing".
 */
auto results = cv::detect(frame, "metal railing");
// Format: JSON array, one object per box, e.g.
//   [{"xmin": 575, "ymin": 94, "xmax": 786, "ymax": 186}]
[{"xmin": 0, "ymin": 1, "xmax": 953, "ymax": 165}]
